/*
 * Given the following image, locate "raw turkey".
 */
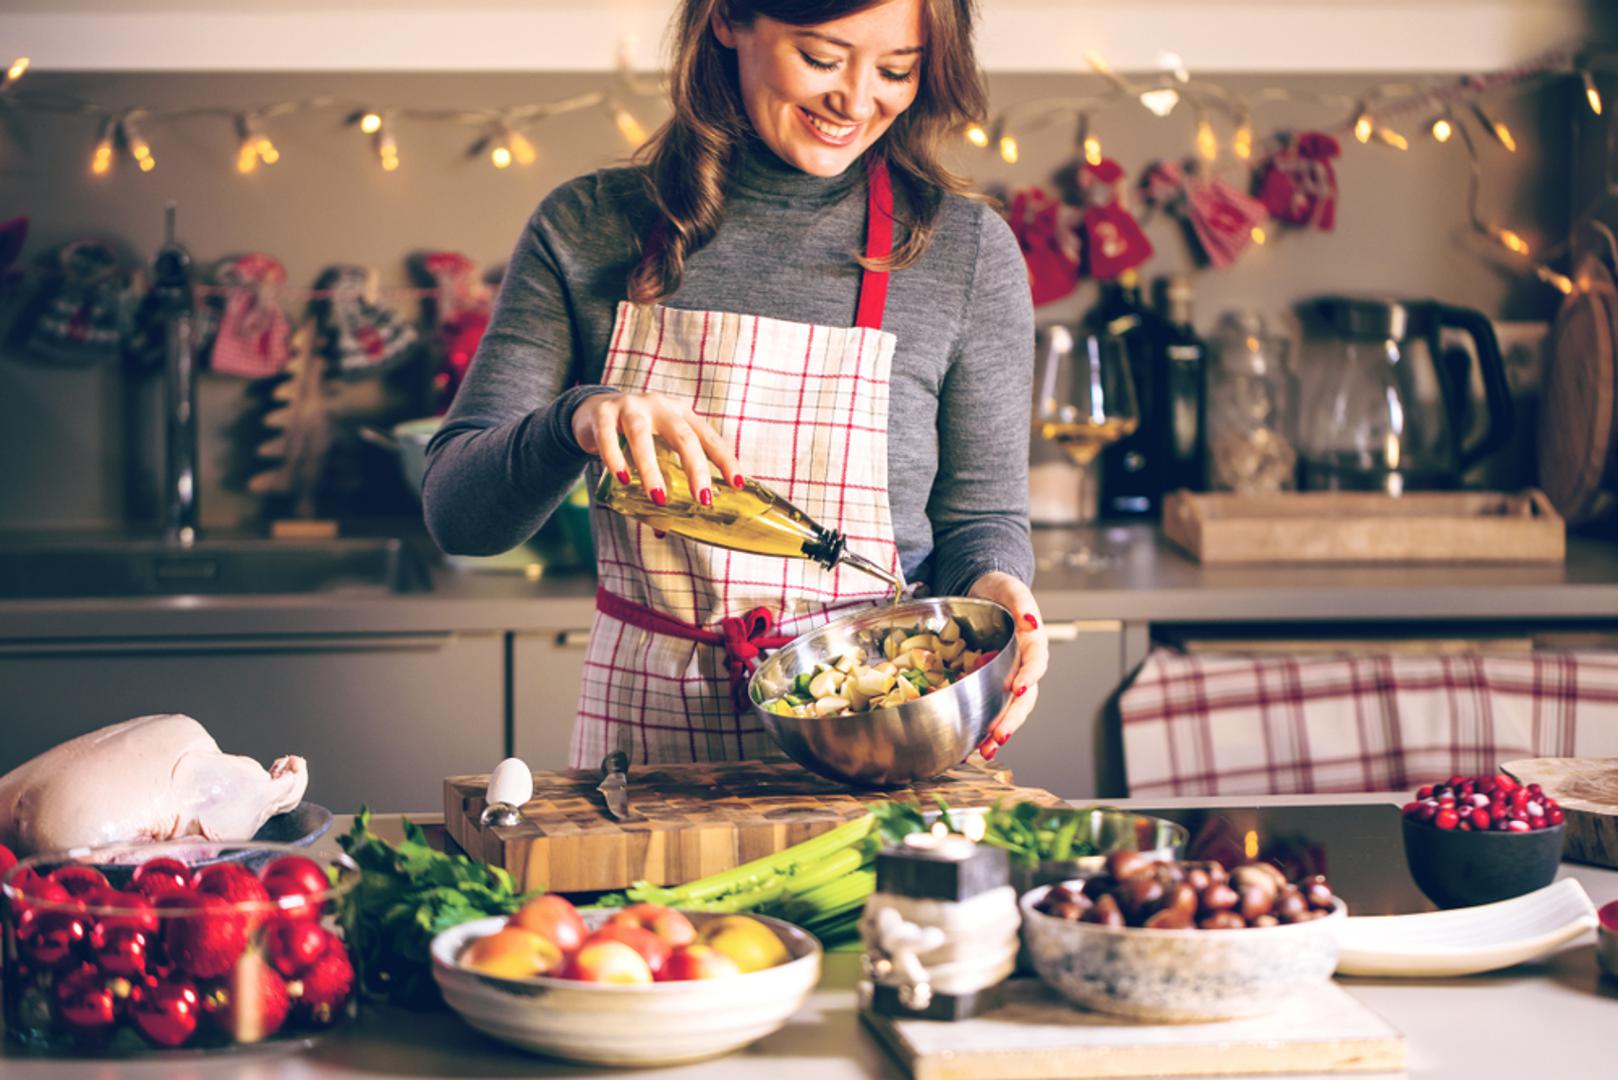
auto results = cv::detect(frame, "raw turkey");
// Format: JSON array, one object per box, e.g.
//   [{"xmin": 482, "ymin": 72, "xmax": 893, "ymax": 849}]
[{"xmin": 0, "ymin": 714, "xmax": 308, "ymax": 854}]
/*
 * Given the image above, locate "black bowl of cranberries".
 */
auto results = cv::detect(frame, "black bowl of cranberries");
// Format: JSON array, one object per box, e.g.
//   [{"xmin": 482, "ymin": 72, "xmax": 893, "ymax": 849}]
[{"xmin": 1401, "ymin": 773, "xmax": 1566, "ymax": 909}]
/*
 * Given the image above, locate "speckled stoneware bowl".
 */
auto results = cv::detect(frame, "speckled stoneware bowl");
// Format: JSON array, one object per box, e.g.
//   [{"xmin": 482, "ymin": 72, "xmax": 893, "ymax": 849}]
[
  {"xmin": 1019, "ymin": 884, "xmax": 1346, "ymax": 1022},
  {"xmin": 430, "ymin": 910, "xmax": 820, "ymax": 1066}
]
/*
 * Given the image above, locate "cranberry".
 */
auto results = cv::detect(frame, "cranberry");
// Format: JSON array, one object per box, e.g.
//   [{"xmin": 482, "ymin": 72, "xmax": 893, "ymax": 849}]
[
  {"xmin": 1506, "ymin": 819, "xmax": 1531, "ymax": 832},
  {"xmin": 1495, "ymin": 773, "xmax": 1519, "ymax": 794},
  {"xmin": 131, "ymin": 858, "xmax": 191, "ymax": 900},
  {"xmin": 47, "ymin": 866, "xmax": 110, "ymax": 900},
  {"xmin": 55, "ymin": 964, "xmax": 119, "ymax": 1040},
  {"xmin": 130, "ymin": 977, "xmax": 201, "ymax": 1047},
  {"xmin": 1468, "ymin": 808, "xmax": 1491, "ymax": 830},
  {"xmin": 1434, "ymin": 808, "xmax": 1460, "ymax": 830},
  {"xmin": 1547, "ymin": 806, "xmax": 1566, "ymax": 826},
  {"xmin": 1416, "ymin": 785, "xmax": 1434, "ymax": 799},
  {"xmin": 90, "ymin": 918, "xmax": 153, "ymax": 978}
]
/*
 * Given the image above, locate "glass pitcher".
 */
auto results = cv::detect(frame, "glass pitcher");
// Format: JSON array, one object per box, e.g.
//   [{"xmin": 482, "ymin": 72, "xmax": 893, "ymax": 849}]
[{"xmin": 1297, "ymin": 298, "xmax": 1513, "ymax": 494}]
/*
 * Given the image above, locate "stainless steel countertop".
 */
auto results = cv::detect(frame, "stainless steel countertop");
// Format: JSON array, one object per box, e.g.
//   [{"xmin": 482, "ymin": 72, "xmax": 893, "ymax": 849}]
[{"xmin": 2, "ymin": 527, "xmax": 1616, "ymax": 640}]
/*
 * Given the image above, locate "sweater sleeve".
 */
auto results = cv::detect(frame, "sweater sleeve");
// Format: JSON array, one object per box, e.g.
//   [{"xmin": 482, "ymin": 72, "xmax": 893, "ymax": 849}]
[
  {"xmin": 925, "ymin": 204, "xmax": 1036, "ymax": 597},
  {"xmin": 420, "ymin": 180, "xmax": 619, "ymax": 557}
]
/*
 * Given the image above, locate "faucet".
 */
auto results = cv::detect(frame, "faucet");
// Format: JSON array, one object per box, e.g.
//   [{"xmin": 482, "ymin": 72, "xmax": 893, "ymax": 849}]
[{"xmin": 150, "ymin": 202, "xmax": 200, "ymax": 546}]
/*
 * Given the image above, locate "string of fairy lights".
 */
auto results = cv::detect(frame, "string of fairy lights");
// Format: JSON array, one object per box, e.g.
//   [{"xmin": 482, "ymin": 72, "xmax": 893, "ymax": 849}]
[
  {"xmin": 0, "ymin": 52, "xmax": 660, "ymax": 177},
  {"xmin": 0, "ymin": 45, "xmax": 1608, "ymax": 297},
  {"xmin": 964, "ymin": 45, "xmax": 1608, "ymax": 295}
]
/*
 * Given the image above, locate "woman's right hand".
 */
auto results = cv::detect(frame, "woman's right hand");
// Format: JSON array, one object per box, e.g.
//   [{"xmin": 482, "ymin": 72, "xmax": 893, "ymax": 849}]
[{"xmin": 571, "ymin": 391, "xmax": 744, "ymax": 506}]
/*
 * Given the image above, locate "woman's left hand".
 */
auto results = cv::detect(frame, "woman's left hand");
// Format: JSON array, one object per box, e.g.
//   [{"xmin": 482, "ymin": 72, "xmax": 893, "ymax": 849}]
[{"xmin": 966, "ymin": 571, "xmax": 1047, "ymax": 761}]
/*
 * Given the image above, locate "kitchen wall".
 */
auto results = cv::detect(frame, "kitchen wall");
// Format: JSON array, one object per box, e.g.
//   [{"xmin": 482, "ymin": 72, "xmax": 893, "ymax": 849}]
[{"xmin": 0, "ymin": 66, "xmax": 1582, "ymax": 532}]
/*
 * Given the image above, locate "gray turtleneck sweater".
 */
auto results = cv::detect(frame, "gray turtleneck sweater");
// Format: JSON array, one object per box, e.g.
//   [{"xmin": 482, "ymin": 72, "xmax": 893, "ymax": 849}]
[{"xmin": 423, "ymin": 140, "xmax": 1034, "ymax": 597}]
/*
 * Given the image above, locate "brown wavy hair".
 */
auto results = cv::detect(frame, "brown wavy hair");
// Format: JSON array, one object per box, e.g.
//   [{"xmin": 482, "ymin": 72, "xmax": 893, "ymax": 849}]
[{"xmin": 627, "ymin": 0, "xmax": 987, "ymax": 304}]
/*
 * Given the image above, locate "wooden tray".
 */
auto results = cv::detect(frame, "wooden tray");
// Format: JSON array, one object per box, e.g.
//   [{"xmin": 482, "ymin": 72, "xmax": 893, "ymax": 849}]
[
  {"xmin": 1162, "ymin": 489, "xmax": 1566, "ymax": 564},
  {"xmin": 1502, "ymin": 756, "xmax": 1618, "ymax": 870},
  {"xmin": 444, "ymin": 760, "xmax": 1063, "ymax": 894},
  {"xmin": 864, "ymin": 979, "xmax": 1404, "ymax": 1079}
]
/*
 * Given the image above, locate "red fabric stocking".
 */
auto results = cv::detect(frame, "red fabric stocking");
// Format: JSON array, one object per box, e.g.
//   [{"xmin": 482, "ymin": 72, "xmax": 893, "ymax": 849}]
[
  {"xmin": 1077, "ymin": 158, "xmax": 1153, "ymax": 279},
  {"xmin": 1007, "ymin": 186, "xmax": 1082, "ymax": 306},
  {"xmin": 1255, "ymin": 131, "xmax": 1341, "ymax": 231}
]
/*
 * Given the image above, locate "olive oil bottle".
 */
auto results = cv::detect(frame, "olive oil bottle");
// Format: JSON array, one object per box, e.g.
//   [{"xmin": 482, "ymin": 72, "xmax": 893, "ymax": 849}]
[{"xmin": 594, "ymin": 444, "xmax": 903, "ymax": 599}]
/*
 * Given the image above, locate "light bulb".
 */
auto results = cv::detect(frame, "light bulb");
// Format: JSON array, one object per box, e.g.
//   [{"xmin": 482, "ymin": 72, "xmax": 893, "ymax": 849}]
[
  {"xmin": 237, "ymin": 142, "xmax": 259, "ymax": 174},
  {"xmin": 490, "ymin": 144, "xmax": 513, "ymax": 168},
  {"xmin": 1250, "ymin": 226, "xmax": 1267, "ymax": 246},
  {"xmin": 1138, "ymin": 88, "xmax": 1180, "ymax": 118},
  {"xmin": 1536, "ymin": 266, "xmax": 1574, "ymax": 295},
  {"xmin": 1232, "ymin": 121, "xmax": 1253, "ymax": 161},
  {"xmin": 998, "ymin": 134, "xmax": 1019, "ymax": 164},
  {"xmin": 1493, "ymin": 227, "xmax": 1529, "ymax": 256},
  {"xmin": 1195, "ymin": 118, "xmax": 1218, "ymax": 161},
  {"xmin": 4, "ymin": 56, "xmax": 28, "ymax": 86},
  {"xmin": 1583, "ymin": 71, "xmax": 1603, "ymax": 117},
  {"xmin": 89, "ymin": 120, "xmax": 115, "ymax": 176},
  {"xmin": 1353, "ymin": 113, "xmax": 1373, "ymax": 144},
  {"xmin": 611, "ymin": 102, "xmax": 647, "ymax": 147},
  {"xmin": 1375, "ymin": 126, "xmax": 1409, "ymax": 151},
  {"xmin": 377, "ymin": 127, "xmax": 399, "ymax": 171},
  {"xmin": 359, "ymin": 112, "xmax": 383, "ymax": 134},
  {"xmin": 508, "ymin": 129, "xmax": 536, "ymax": 165},
  {"xmin": 256, "ymin": 137, "xmax": 279, "ymax": 165},
  {"xmin": 965, "ymin": 123, "xmax": 989, "ymax": 148},
  {"xmin": 1083, "ymin": 135, "xmax": 1102, "ymax": 167},
  {"xmin": 1472, "ymin": 103, "xmax": 1516, "ymax": 152},
  {"xmin": 1430, "ymin": 116, "xmax": 1453, "ymax": 143},
  {"xmin": 138, "ymin": 156, "xmax": 156, "ymax": 173}
]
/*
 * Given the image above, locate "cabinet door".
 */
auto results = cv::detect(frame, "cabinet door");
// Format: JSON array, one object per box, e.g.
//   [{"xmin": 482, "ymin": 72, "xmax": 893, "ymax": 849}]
[
  {"xmin": 0, "ymin": 631, "xmax": 503, "ymax": 814},
  {"xmin": 511, "ymin": 628, "xmax": 591, "ymax": 771},
  {"xmin": 993, "ymin": 620, "xmax": 1126, "ymax": 800}
]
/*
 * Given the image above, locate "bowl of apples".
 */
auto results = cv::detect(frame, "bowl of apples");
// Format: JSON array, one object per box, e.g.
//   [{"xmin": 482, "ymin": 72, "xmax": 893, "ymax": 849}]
[{"xmin": 430, "ymin": 896, "xmax": 820, "ymax": 1067}]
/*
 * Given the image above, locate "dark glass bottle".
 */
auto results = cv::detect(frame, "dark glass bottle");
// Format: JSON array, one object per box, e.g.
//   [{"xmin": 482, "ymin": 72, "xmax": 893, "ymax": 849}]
[
  {"xmin": 1090, "ymin": 270, "xmax": 1168, "ymax": 518},
  {"xmin": 1157, "ymin": 276, "xmax": 1209, "ymax": 494}
]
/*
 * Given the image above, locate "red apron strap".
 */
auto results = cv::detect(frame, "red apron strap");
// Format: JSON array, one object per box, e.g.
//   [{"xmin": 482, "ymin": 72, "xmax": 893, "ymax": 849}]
[
  {"xmin": 854, "ymin": 156, "xmax": 895, "ymax": 332},
  {"xmin": 597, "ymin": 588, "xmax": 793, "ymax": 709}
]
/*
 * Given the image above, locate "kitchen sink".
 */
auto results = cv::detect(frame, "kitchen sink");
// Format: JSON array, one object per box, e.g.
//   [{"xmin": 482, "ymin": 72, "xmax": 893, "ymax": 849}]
[{"xmin": 0, "ymin": 537, "xmax": 432, "ymax": 599}]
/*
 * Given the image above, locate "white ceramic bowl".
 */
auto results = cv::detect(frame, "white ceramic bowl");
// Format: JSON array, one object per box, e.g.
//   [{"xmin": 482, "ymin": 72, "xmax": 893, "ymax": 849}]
[
  {"xmin": 430, "ymin": 911, "xmax": 821, "ymax": 1066},
  {"xmin": 1020, "ymin": 884, "xmax": 1346, "ymax": 1022}
]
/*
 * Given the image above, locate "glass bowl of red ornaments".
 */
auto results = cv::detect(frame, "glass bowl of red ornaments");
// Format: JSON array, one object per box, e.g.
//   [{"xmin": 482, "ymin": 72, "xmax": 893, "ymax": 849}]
[
  {"xmin": 1401, "ymin": 773, "xmax": 1566, "ymax": 909},
  {"xmin": 2, "ymin": 841, "xmax": 359, "ymax": 1055}
]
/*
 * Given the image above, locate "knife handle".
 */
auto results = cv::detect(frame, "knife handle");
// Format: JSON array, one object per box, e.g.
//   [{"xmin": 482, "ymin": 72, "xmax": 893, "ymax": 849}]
[{"xmin": 602, "ymin": 750, "xmax": 629, "ymax": 776}]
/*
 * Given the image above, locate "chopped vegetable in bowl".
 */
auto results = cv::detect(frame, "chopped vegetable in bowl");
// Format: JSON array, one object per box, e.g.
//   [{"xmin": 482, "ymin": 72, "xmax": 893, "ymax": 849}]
[{"xmin": 762, "ymin": 617, "xmax": 998, "ymax": 718}]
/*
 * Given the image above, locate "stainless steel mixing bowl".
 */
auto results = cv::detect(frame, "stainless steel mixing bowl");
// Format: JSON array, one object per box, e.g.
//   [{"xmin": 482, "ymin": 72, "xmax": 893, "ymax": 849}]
[{"xmin": 748, "ymin": 597, "xmax": 1018, "ymax": 788}]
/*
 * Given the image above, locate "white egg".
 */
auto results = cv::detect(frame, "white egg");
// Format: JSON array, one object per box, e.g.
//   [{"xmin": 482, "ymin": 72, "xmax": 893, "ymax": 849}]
[{"xmin": 486, "ymin": 757, "xmax": 534, "ymax": 809}]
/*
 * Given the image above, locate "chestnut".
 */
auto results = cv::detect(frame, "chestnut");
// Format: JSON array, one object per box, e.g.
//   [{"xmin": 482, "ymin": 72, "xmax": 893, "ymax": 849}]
[{"xmin": 1198, "ymin": 911, "xmax": 1246, "ymax": 930}]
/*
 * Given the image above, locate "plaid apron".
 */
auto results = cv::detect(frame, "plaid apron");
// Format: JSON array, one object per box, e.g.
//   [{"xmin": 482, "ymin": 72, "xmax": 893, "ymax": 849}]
[{"xmin": 570, "ymin": 159, "xmax": 905, "ymax": 767}]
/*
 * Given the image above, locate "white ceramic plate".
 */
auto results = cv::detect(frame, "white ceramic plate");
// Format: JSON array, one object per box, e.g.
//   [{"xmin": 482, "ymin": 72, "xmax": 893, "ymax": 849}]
[{"xmin": 1335, "ymin": 878, "xmax": 1598, "ymax": 978}]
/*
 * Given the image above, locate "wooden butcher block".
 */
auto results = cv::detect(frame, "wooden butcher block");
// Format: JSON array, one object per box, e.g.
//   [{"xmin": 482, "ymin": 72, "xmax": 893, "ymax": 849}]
[
  {"xmin": 444, "ymin": 759, "xmax": 1064, "ymax": 894},
  {"xmin": 1502, "ymin": 756, "xmax": 1618, "ymax": 869}
]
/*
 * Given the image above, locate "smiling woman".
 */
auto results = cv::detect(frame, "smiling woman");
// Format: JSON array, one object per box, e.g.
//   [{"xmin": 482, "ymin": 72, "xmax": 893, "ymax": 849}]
[{"xmin": 423, "ymin": 0, "xmax": 1050, "ymax": 772}]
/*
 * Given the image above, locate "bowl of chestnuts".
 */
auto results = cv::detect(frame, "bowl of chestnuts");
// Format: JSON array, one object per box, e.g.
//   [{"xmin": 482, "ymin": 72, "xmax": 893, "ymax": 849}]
[{"xmin": 1020, "ymin": 851, "xmax": 1345, "ymax": 1022}]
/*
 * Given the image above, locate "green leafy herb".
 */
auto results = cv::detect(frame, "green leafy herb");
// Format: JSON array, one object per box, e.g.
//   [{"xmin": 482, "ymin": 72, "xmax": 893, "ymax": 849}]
[{"xmin": 338, "ymin": 808, "xmax": 536, "ymax": 1009}]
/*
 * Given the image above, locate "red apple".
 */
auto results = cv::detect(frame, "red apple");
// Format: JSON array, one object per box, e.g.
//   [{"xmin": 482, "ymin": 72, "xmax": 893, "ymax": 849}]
[
  {"xmin": 562, "ymin": 938, "xmax": 654, "ymax": 984},
  {"xmin": 583, "ymin": 924, "xmax": 670, "ymax": 976},
  {"xmin": 507, "ymin": 894, "xmax": 588, "ymax": 953},
  {"xmin": 659, "ymin": 943, "xmax": 742, "ymax": 981},
  {"xmin": 608, "ymin": 902, "xmax": 696, "ymax": 947}
]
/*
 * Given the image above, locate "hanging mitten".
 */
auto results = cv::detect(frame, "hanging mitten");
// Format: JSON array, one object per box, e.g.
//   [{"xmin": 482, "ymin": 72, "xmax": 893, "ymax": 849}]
[
  {"xmin": 310, "ymin": 264, "xmax": 417, "ymax": 378},
  {"xmin": 1255, "ymin": 131, "xmax": 1341, "ymax": 230},
  {"xmin": 23, "ymin": 240, "xmax": 134, "ymax": 364},
  {"xmin": 1006, "ymin": 186, "xmax": 1082, "ymax": 306},
  {"xmin": 208, "ymin": 253, "xmax": 293, "ymax": 378},
  {"xmin": 413, "ymin": 251, "xmax": 491, "ymax": 406},
  {"xmin": 1075, "ymin": 157, "xmax": 1154, "ymax": 279}
]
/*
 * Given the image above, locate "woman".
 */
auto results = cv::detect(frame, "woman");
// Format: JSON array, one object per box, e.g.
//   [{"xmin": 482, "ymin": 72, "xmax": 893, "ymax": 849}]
[{"xmin": 423, "ymin": 0, "xmax": 1047, "ymax": 769}]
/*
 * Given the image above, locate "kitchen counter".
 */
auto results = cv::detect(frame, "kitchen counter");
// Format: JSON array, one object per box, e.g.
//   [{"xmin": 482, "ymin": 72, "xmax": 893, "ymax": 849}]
[
  {"xmin": 4, "ymin": 794, "xmax": 1614, "ymax": 1080},
  {"xmin": 3, "ymin": 527, "xmax": 1617, "ymax": 640}
]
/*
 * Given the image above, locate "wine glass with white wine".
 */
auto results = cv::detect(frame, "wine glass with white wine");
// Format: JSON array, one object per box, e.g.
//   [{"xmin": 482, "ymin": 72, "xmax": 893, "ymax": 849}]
[{"xmin": 1034, "ymin": 325, "xmax": 1139, "ymax": 568}]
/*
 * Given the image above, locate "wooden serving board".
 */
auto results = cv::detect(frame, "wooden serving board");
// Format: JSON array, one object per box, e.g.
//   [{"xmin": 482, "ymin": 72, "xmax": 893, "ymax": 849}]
[
  {"xmin": 1502, "ymin": 757, "xmax": 1618, "ymax": 869},
  {"xmin": 1162, "ymin": 489, "xmax": 1566, "ymax": 564},
  {"xmin": 864, "ymin": 979, "xmax": 1405, "ymax": 1080},
  {"xmin": 444, "ymin": 760, "xmax": 1063, "ymax": 894}
]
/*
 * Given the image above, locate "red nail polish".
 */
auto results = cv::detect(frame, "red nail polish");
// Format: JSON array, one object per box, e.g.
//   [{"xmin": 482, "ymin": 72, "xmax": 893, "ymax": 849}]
[
  {"xmin": 1014, "ymin": 685, "xmax": 1028, "ymax": 699},
  {"xmin": 616, "ymin": 470, "xmax": 631, "ymax": 484},
  {"xmin": 699, "ymin": 488, "xmax": 713, "ymax": 507},
  {"xmin": 650, "ymin": 488, "xmax": 667, "ymax": 506},
  {"xmin": 981, "ymin": 743, "xmax": 998, "ymax": 761},
  {"xmin": 995, "ymin": 729, "xmax": 1012, "ymax": 744},
  {"xmin": 1024, "ymin": 614, "xmax": 1039, "ymax": 630},
  {"xmin": 731, "ymin": 474, "xmax": 746, "ymax": 489}
]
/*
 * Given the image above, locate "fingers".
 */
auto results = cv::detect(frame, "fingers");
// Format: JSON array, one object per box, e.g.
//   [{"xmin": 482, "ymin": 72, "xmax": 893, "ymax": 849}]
[
  {"xmin": 1008, "ymin": 619, "xmax": 1050, "ymax": 696},
  {"xmin": 620, "ymin": 405, "xmax": 666, "ymax": 504},
  {"xmin": 979, "ymin": 684, "xmax": 1037, "ymax": 760},
  {"xmin": 688, "ymin": 409, "xmax": 746, "ymax": 489},
  {"xmin": 666, "ymin": 421, "xmax": 714, "ymax": 507},
  {"xmin": 588, "ymin": 397, "xmax": 630, "ymax": 482}
]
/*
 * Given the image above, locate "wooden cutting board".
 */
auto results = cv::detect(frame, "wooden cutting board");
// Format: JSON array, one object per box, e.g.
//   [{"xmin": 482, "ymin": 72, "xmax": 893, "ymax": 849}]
[
  {"xmin": 443, "ymin": 760, "xmax": 1064, "ymax": 894},
  {"xmin": 1502, "ymin": 756, "xmax": 1618, "ymax": 869},
  {"xmin": 864, "ymin": 979, "xmax": 1404, "ymax": 1080}
]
